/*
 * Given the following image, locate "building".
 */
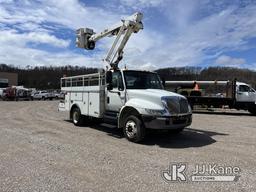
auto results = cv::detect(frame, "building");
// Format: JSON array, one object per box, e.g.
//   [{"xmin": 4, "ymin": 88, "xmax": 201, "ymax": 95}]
[{"xmin": 0, "ymin": 72, "xmax": 18, "ymax": 88}]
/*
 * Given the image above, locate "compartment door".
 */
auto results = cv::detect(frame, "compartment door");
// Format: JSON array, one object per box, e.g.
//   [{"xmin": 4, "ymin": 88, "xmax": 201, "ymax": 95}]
[
  {"xmin": 89, "ymin": 92, "xmax": 100, "ymax": 117},
  {"xmin": 81, "ymin": 92, "xmax": 89, "ymax": 116},
  {"xmin": 71, "ymin": 92, "xmax": 83, "ymax": 101},
  {"xmin": 65, "ymin": 92, "xmax": 70, "ymax": 111}
]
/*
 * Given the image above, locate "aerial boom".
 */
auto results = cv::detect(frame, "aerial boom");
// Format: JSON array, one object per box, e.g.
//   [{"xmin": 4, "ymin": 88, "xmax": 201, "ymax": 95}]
[{"xmin": 76, "ymin": 12, "xmax": 143, "ymax": 69}]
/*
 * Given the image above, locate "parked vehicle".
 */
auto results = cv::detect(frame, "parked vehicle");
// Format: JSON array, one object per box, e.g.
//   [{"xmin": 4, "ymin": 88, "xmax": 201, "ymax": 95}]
[
  {"xmin": 2, "ymin": 86, "xmax": 32, "ymax": 101},
  {"xmin": 0, "ymin": 88, "xmax": 4, "ymax": 99},
  {"xmin": 165, "ymin": 80, "xmax": 256, "ymax": 115},
  {"xmin": 53, "ymin": 91, "xmax": 65, "ymax": 99},
  {"xmin": 32, "ymin": 90, "xmax": 54, "ymax": 100}
]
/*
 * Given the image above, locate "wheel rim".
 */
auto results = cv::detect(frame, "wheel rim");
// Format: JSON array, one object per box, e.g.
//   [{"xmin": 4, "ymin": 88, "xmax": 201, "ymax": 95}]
[
  {"xmin": 73, "ymin": 111, "xmax": 79, "ymax": 124},
  {"xmin": 125, "ymin": 120, "xmax": 137, "ymax": 138}
]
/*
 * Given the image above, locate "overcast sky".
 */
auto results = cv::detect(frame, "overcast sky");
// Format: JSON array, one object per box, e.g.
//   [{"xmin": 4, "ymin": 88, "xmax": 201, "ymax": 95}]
[{"xmin": 0, "ymin": 0, "xmax": 256, "ymax": 70}]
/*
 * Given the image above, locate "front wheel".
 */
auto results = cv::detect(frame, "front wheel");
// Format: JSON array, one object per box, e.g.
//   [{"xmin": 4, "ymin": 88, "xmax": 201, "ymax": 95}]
[
  {"xmin": 71, "ymin": 107, "xmax": 83, "ymax": 126},
  {"xmin": 123, "ymin": 115, "xmax": 145, "ymax": 143}
]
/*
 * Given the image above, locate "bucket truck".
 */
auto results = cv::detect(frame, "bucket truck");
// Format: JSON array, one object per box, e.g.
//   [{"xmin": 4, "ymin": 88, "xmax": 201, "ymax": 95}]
[{"xmin": 58, "ymin": 12, "xmax": 192, "ymax": 142}]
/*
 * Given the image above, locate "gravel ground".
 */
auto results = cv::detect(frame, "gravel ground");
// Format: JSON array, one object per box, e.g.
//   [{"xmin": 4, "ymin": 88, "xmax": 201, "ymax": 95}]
[{"xmin": 0, "ymin": 101, "xmax": 255, "ymax": 192}]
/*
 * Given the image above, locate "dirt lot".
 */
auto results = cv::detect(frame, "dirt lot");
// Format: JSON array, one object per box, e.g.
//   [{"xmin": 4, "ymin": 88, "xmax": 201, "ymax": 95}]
[{"xmin": 0, "ymin": 101, "xmax": 255, "ymax": 192}]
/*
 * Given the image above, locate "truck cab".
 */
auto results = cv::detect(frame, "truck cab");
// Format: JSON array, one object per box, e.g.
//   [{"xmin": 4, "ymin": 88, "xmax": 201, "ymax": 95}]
[
  {"xmin": 59, "ymin": 69, "xmax": 192, "ymax": 142},
  {"xmin": 235, "ymin": 82, "xmax": 256, "ymax": 114},
  {"xmin": 236, "ymin": 82, "xmax": 256, "ymax": 103}
]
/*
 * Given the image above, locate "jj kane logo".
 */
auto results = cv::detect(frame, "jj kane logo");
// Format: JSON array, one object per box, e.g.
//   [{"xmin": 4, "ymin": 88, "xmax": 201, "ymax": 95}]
[{"xmin": 162, "ymin": 163, "xmax": 241, "ymax": 182}]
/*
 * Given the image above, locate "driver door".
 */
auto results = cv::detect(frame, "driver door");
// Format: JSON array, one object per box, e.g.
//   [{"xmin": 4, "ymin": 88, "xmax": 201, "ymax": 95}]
[{"xmin": 106, "ymin": 71, "xmax": 126, "ymax": 112}]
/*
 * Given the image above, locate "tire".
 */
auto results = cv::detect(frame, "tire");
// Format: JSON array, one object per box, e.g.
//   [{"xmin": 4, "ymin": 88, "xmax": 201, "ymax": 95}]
[
  {"xmin": 123, "ymin": 115, "xmax": 145, "ymax": 143},
  {"xmin": 71, "ymin": 107, "xmax": 83, "ymax": 126}
]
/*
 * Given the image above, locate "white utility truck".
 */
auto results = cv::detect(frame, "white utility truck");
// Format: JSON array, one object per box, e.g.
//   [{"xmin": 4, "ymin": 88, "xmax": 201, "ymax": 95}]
[
  {"xmin": 59, "ymin": 13, "xmax": 192, "ymax": 142},
  {"xmin": 165, "ymin": 80, "xmax": 256, "ymax": 115}
]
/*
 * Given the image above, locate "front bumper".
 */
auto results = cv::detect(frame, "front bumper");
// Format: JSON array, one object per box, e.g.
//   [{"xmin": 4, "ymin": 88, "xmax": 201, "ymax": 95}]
[{"xmin": 142, "ymin": 114, "xmax": 192, "ymax": 129}]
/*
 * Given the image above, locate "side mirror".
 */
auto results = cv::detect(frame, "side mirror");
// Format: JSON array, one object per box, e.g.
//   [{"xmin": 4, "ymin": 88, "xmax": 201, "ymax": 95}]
[
  {"xmin": 106, "ymin": 71, "xmax": 113, "ymax": 91},
  {"xmin": 106, "ymin": 71, "xmax": 112, "ymax": 84},
  {"xmin": 107, "ymin": 84, "xmax": 113, "ymax": 91},
  {"xmin": 162, "ymin": 77, "xmax": 166, "ymax": 88}
]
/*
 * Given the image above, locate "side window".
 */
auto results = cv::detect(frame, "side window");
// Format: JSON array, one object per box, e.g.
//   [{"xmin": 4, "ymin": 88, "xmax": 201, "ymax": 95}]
[
  {"xmin": 125, "ymin": 75, "xmax": 137, "ymax": 88},
  {"xmin": 239, "ymin": 85, "xmax": 250, "ymax": 92},
  {"xmin": 112, "ymin": 72, "xmax": 124, "ymax": 90}
]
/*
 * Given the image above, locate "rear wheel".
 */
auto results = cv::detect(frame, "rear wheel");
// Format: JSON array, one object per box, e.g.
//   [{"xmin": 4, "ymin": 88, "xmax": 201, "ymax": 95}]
[
  {"xmin": 71, "ymin": 107, "xmax": 83, "ymax": 126},
  {"xmin": 123, "ymin": 115, "xmax": 145, "ymax": 143}
]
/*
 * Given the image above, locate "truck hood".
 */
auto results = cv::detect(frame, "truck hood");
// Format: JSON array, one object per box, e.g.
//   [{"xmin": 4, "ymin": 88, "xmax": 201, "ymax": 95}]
[
  {"xmin": 127, "ymin": 89, "xmax": 184, "ymax": 99},
  {"xmin": 126, "ymin": 89, "xmax": 186, "ymax": 110}
]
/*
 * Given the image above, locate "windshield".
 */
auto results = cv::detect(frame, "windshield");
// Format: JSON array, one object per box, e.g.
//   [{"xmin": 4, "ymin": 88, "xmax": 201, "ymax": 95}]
[{"xmin": 123, "ymin": 71, "xmax": 163, "ymax": 89}]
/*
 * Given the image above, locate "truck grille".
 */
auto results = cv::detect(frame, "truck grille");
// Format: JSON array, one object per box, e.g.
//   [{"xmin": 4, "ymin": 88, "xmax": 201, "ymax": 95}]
[
  {"xmin": 166, "ymin": 97, "xmax": 189, "ymax": 114},
  {"xmin": 180, "ymin": 98, "xmax": 189, "ymax": 113}
]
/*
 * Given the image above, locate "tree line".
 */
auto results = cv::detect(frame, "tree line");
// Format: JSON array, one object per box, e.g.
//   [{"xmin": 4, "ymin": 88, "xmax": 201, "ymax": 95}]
[
  {"xmin": 1, "ymin": 64, "xmax": 256, "ymax": 89},
  {"xmin": 156, "ymin": 66, "xmax": 256, "ymax": 88},
  {"xmin": 0, "ymin": 64, "xmax": 97, "ymax": 89}
]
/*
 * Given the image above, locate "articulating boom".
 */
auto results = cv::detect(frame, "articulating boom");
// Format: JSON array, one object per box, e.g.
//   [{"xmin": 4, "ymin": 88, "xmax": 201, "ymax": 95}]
[{"xmin": 76, "ymin": 12, "xmax": 143, "ymax": 69}]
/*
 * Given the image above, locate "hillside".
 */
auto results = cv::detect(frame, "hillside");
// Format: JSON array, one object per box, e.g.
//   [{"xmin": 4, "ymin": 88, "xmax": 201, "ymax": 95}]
[
  {"xmin": 156, "ymin": 67, "xmax": 256, "ymax": 88},
  {"xmin": 1, "ymin": 64, "xmax": 256, "ymax": 89}
]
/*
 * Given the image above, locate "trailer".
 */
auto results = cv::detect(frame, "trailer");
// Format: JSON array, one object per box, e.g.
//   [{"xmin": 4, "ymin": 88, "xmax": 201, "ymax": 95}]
[{"xmin": 165, "ymin": 80, "xmax": 256, "ymax": 115}]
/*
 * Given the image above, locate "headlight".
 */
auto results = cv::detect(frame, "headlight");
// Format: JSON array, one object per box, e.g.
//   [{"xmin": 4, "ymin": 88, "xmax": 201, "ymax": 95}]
[{"xmin": 145, "ymin": 108, "xmax": 166, "ymax": 116}]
